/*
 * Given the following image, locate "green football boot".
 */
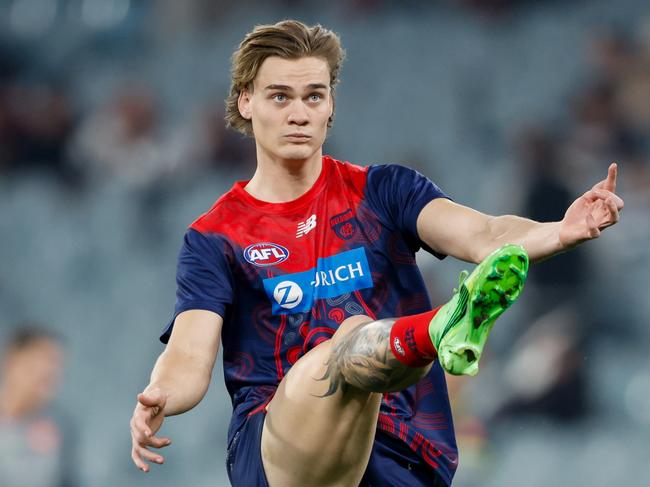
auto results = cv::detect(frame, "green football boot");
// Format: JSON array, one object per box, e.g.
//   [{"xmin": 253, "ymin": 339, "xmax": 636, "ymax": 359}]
[{"xmin": 429, "ymin": 244, "xmax": 529, "ymax": 376}]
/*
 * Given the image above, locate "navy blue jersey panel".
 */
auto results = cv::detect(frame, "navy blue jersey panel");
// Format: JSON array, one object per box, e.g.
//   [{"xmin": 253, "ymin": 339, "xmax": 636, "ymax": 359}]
[
  {"xmin": 365, "ymin": 164, "xmax": 449, "ymax": 258},
  {"xmin": 160, "ymin": 229, "xmax": 234, "ymax": 343}
]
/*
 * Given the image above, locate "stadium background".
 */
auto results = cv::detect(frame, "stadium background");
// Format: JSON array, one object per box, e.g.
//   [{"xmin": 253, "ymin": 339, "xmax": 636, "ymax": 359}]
[{"xmin": 1, "ymin": 0, "xmax": 649, "ymax": 485}]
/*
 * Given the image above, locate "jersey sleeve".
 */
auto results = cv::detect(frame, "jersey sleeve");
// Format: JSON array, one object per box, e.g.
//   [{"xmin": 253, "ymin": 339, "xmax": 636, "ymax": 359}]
[
  {"xmin": 365, "ymin": 164, "xmax": 450, "ymax": 258},
  {"xmin": 159, "ymin": 228, "xmax": 234, "ymax": 343}
]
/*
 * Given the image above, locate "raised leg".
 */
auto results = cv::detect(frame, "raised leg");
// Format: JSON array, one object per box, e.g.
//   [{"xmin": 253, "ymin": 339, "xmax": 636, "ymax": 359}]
[
  {"xmin": 262, "ymin": 315, "xmax": 431, "ymax": 487},
  {"xmin": 261, "ymin": 244, "xmax": 529, "ymax": 487}
]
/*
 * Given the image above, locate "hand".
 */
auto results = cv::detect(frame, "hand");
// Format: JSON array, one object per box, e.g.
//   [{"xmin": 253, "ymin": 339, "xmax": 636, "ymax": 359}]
[
  {"xmin": 559, "ymin": 163, "xmax": 624, "ymax": 248},
  {"xmin": 130, "ymin": 388, "xmax": 172, "ymax": 472}
]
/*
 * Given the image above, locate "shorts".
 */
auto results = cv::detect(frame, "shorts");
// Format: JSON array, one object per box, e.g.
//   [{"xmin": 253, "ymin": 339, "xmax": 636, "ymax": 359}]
[{"xmin": 226, "ymin": 411, "xmax": 448, "ymax": 487}]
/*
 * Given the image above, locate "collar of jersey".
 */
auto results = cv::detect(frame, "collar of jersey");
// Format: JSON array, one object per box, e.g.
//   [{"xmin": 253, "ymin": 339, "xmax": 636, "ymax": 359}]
[{"xmin": 231, "ymin": 156, "xmax": 332, "ymax": 214}]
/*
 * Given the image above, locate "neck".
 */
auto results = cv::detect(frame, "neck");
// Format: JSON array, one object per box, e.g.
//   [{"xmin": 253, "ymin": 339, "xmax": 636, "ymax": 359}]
[{"xmin": 245, "ymin": 147, "xmax": 323, "ymax": 203}]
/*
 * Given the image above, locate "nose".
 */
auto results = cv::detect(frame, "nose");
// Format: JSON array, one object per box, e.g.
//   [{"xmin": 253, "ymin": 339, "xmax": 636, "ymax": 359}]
[{"xmin": 287, "ymin": 100, "xmax": 309, "ymax": 126}]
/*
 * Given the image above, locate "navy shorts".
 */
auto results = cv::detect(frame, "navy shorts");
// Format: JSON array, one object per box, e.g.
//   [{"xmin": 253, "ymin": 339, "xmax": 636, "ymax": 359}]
[{"xmin": 226, "ymin": 411, "xmax": 448, "ymax": 487}]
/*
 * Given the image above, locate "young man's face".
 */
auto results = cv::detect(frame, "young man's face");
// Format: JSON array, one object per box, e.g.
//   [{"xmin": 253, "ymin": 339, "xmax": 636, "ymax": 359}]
[{"xmin": 239, "ymin": 56, "xmax": 333, "ymax": 163}]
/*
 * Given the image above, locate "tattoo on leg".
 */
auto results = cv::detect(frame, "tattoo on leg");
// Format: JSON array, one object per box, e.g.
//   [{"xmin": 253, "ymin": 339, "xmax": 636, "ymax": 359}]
[{"xmin": 317, "ymin": 319, "xmax": 425, "ymax": 397}]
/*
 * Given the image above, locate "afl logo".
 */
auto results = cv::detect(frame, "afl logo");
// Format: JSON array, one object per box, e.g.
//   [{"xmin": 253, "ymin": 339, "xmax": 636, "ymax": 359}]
[{"xmin": 244, "ymin": 242, "xmax": 290, "ymax": 267}]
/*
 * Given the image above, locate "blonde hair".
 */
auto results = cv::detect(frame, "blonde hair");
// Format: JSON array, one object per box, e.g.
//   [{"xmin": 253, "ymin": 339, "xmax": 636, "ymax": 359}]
[{"xmin": 225, "ymin": 20, "xmax": 345, "ymax": 136}]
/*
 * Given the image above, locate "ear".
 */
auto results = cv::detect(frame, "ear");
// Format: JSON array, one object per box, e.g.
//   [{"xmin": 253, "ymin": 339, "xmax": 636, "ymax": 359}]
[
  {"xmin": 238, "ymin": 88, "xmax": 252, "ymax": 120},
  {"xmin": 328, "ymin": 92, "xmax": 335, "ymax": 123}
]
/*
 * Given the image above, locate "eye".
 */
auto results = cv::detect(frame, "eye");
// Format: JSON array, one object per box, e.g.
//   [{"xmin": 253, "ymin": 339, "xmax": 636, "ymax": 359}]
[
  {"xmin": 272, "ymin": 93, "xmax": 287, "ymax": 103},
  {"xmin": 309, "ymin": 93, "xmax": 323, "ymax": 102}
]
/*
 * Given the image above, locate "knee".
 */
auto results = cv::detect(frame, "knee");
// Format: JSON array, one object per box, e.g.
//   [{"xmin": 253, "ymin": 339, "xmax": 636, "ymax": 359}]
[{"xmin": 330, "ymin": 315, "xmax": 374, "ymax": 347}]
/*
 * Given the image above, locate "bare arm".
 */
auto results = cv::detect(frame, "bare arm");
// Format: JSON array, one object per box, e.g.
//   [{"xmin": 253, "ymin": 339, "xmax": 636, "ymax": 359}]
[
  {"xmin": 417, "ymin": 201, "xmax": 564, "ymax": 263},
  {"xmin": 130, "ymin": 309, "xmax": 222, "ymax": 472},
  {"xmin": 146, "ymin": 309, "xmax": 222, "ymax": 415},
  {"xmin": 417, "ymin": 163, "xmax": 624, "ymax": 264}
]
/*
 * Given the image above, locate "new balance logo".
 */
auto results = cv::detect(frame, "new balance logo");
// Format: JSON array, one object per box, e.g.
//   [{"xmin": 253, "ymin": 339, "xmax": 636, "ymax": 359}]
[{"xmin": 296, "ymin": 214, "xmax": 317, "ymax": 238}]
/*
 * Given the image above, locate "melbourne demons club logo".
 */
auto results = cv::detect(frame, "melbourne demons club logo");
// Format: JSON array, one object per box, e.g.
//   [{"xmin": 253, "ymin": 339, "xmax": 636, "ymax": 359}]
[
  {"xmin": 243, "ymin": 242, "xmax": 289, "ymax": 267},
  {"xmin": 330, "ymin": 209, "xmax": 358, "ymax": 240}
]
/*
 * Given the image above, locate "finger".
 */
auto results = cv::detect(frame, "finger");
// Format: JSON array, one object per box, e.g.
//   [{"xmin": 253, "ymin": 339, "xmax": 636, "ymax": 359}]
[
  {"xmin": 131, "ymin": 416, "xmax": 171, "ymax": 448},
  {"xmin": 145, "ymin": 435, "xmax": 172, "ymax": 449},
  {"xmin": 604, "ymin": 198, "xmax": 620, "ymax": 225},
  {"xmin": 606, "ymin": 162, "xmax": 617, "ymax": 193},
  {"xmin": 131, "ymin": 416, "xmax": 152, "ymax": 443},
  {"xmin": 586, "ymin": 213, "xmax": 600, "ymax": 238},
  {"xmin": 138, "ymin": 391, "xmax": 165, "ymax": 408},
  {"xmin": 131, "ymin": 447, "xmax": 149, "ymax": 473},
  {"xmin": 592, "ymin": 162, "xmax": 618, "ymax": 192},
  {"xmin": 137, "ymin": 445, "xmax": 165, "ymax": 465},
  {"xmin": 586, "ymin": 189, "xmax": 624, "ymax": 209}
]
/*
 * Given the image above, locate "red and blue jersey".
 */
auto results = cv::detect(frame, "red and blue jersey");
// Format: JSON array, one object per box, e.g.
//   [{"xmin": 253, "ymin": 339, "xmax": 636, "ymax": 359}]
[{"xmin": 161, "ymin": 156, "xmax": 459, "ymax": 484}]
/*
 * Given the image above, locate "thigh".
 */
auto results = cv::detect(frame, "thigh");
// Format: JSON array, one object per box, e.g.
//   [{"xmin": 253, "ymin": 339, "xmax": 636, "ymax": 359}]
[
  {"xmin": 360, "ymin": 432, "xmax": 448, "ymax": 487},
  {"xmin": 226, "ymin": 411, "xmax": 269, "ymax": 487},
  {"xmin": 261, "ymin": 315, "xmax": 382, "ymax": 487}
]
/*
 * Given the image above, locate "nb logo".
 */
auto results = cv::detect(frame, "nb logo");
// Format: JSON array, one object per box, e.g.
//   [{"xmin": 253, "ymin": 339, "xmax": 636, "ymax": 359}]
[
  {"xmin": 272, "ymin": 281, "xmax": 303, "ymax": 310},
  {"xmin": 296, "ymin": 214, "xmax": 317, "ymax": 238}
]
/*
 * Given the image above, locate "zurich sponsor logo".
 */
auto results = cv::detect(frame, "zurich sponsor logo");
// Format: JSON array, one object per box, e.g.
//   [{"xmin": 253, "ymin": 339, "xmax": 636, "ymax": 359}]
[
  {"xmin": 263, "ymin": 247, "xmax": 373, "ymax": 314},
  {"xmin": 244, "ymin": 242, "xmax": 289, "ymax": 267},
  {"xmin": 272, "ymin": 281, "xmax": 304, "ymax": 310}
]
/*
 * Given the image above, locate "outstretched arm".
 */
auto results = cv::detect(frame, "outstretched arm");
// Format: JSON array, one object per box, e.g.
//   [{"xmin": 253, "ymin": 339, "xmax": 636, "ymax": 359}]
[
  {"xmin": 130, "ymin": 309, "xmax": 222, "ymax": 472},
  {"xmin": 417, "ymin": 163, "xmax": 624, "ymax": 264}
]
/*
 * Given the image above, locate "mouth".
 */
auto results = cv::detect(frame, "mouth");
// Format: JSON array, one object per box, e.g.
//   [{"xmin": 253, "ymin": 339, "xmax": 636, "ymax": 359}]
[{"xmin": 284, "ymin": 133, "xmax": 311, "ymax": 142}]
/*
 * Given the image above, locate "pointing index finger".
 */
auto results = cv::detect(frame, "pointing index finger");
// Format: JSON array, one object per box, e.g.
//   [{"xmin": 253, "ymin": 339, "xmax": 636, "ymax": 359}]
[{"xmin": 606, "ymin": 162, "xmax": 617, "ymax": 193}]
